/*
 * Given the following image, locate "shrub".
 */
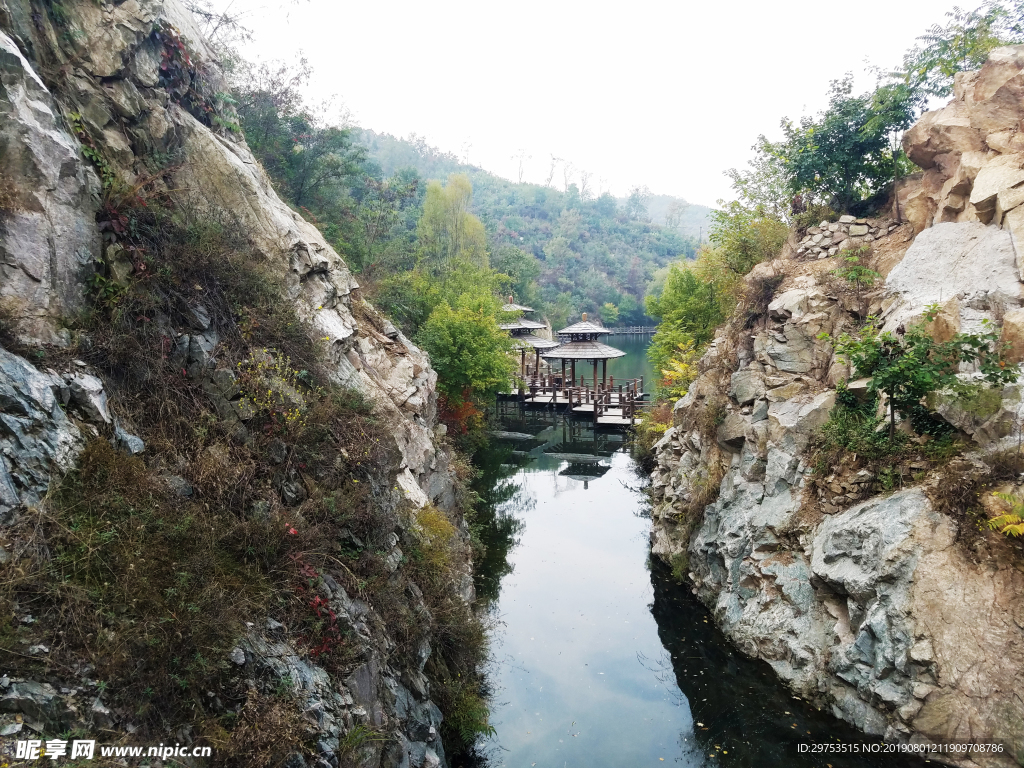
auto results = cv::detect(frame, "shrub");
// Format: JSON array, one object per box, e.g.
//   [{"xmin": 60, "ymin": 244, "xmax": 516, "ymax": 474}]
[
  {"xmin": 743, "ymin": 270, "xmax": 785, "ymax": 327},
  {"xmin": 669, "ymin": 551, "xmax": 690, "ymax": 582},
  {"xmin": 632, "ymin": 402, "xmax": 673, "ymax": 472},
  {"xmin": 792, "ymin": 203, "xmax": 838, "ymax": 232},
  {"xmin": 416, "ymin": 298, "xmax": 516, "ymax": 408},
  {"xmin": 831, "ymin": 249, "xmax": 879, "ymax": 290},
  {"xmin": 831, "ymin": 305, "xmax": 1018, "ymax": 438}
]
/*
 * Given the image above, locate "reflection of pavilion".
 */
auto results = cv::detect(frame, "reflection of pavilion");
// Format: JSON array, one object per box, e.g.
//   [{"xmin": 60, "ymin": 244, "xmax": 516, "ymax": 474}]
[
  {"xmin": 490, "ymin": 396, "xmax": 621, "ymax": 485},
  {"xmin": 558, "ymin": 462, "xmax": 611, "ymax": 489}
]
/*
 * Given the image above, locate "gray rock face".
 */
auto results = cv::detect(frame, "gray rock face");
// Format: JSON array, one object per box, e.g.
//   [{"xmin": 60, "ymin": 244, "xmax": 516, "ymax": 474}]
[
  {"xmin": 729, "ymin": 368, "xmax": 765, "ymax": 406},
  {"xmin": 0, "ymin": 345, "xmax": 84, "ymax": 520},
  {"xmin": 0, "ymin": 31, "xmax": 100, "ymax": 345},
  {"xmin": 240, "ymin": 582, "xmax": 449, "ymax": 768},
  {"xmin": 0, "ymin": 3, "xmax": 466, "ymax": 765},
  {"xmin": 652, "ymin": 213, "xmax": 1024, "ymax": 762}
]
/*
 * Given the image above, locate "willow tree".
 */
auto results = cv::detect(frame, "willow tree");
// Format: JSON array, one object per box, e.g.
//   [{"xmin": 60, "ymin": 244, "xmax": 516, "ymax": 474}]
[{"xmin": 416, "ymin": 174, "xmax": 488, "ymax": 279}]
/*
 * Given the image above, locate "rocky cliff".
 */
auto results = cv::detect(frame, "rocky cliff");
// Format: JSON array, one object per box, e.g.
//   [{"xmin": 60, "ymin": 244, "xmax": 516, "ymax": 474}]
[
  {"xmin": 651, "ymin": 46, "xmax": 1024, "ymax": 768},
  {"xmin": 0, "ymin": 2, "xmax": 471, "ymax": 766}
]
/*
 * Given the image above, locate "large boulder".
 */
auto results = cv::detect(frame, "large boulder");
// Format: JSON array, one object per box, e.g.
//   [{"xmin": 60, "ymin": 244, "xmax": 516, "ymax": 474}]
[
  {"xmin": 966, "ymin": 45, "xmax": 1024, "ymax": 136},
  {"xmin": 903, "ymin": 101, "xmax": 985, "ymax": 170},
  {"xmin": 882, "ymin": 222, "xmax": 1022, "ymax": 332},
  {"xmin": 968, "ymin": 152, "xmax": 1024, "ymax": 224},
  {"xmin": 0, "ymin": 30, "xmax": 100, "ymax": 344}
]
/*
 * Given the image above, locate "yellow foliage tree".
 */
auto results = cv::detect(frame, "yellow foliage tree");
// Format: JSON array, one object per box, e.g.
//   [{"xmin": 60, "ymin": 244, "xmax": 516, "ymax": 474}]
[
  {"xmin": 417, "ymin": 174, "xmax": 488, "ymax": 278},
  {"xmin": 659, "ymin": 340, "xmax": 699, "ymax": 401}
]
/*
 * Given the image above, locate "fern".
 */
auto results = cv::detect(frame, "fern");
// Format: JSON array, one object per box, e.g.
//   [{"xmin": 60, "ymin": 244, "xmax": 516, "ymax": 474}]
[{"xmin": 989, "ymin": 492, "xmax": 1024, "ymax": 537}]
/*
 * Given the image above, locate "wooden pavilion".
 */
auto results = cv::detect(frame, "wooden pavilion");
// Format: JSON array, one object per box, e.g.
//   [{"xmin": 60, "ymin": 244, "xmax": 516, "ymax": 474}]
[
  {"xmin": 542, "ymin": 312, "xmax": 625, "ymax": 391},
  {"xmin": 499, "ymin": 296, "xmax": 558, "ymax": 377}
]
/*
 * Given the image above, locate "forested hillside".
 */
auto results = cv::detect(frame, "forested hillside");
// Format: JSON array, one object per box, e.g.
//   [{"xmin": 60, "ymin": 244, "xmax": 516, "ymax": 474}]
[{"xmin": 358, "ymin": 129, "xmax": 701, "ymax": 327}]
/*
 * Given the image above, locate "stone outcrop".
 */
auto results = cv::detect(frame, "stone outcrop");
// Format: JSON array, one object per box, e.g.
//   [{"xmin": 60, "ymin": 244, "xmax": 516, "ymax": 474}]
[
  {"xmin": 0, "ymin": 0, "xmax": 446, "ymax": 507},
  {"xmin": 0, "ymin": 346, "xmax": 83, "ymax": 522},
  {"xmin": 652, "ymin": 45, "xmax": 1024, "ymax": 766},
  {"xmin": 899, "ymin": 43, "xmax": 1024, "ymax": 263},
  {"xmin": 794, "ymin": 214, "xmax": 897, "ymax": 260},
  {"xmin": 880, "ymin": 221, "xmax": 1023, "ymax": 333}
]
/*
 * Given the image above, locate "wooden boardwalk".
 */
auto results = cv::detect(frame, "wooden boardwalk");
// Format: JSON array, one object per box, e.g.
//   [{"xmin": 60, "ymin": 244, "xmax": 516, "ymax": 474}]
[{"xmin": 500, "ymin": 374, "xmax": 651, "ymax": 428}]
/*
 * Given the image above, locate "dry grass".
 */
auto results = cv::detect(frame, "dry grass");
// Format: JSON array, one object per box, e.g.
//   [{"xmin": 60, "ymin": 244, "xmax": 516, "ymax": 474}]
[
  {"xmin": 631, "ymin": 402, "xmax": 673, "ymax": 473},
  {"xmin": 741, "ymin": 269, "xmax": 785, "ymax": 328},
  {"xmin": 925, "ymin": 451, "xmax": 1024, "ymax": 556},
  {"xmin": 694, "ymin": 394, "xmax": 727, "ymax": 444},
  {"xmin": 221, "ymin": 691, "xmax": 307, "ymax": 768}
]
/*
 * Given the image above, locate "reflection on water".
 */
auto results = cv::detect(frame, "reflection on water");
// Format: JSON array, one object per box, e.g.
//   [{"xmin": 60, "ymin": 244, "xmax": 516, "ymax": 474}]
[
  {"xmin": 649, "ymin": 559, "xmax": 926, "ymax": 767},
  {"xmin": 468, "ymin": 338, "xmax": 922, "ymax": 767}
]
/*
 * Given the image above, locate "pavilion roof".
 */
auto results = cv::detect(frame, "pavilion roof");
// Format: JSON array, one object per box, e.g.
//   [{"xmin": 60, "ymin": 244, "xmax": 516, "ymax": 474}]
[
  {"xmin": 541, "ymin": 340, "xmax": 626, "ymax": 360},
  {"xmin": 512, "ymin": 334, "xmax": 560, "ymax": 350},
  {"xmin": 556, "ymin": 320, "xmax": 609, "ymax": 336},
  {"xmin": 500, "ymin": 318, "xmax": 547, "ymax": 332}
]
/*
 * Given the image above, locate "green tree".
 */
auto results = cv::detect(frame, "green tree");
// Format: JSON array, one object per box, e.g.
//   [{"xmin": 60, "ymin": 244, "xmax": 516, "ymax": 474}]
[
  {"xmin": 416, "ymin": 298, "xmax": 516, "ymax": 406},
  {"xmin": 779, "ymin": 76, "xmax": 909, "ymax": 212},
  {"xmin": 359, "ymin": 173, "xmax": 419, "ymax": 270},
  {"xmin": 724, "ymin": 135, "xmax": 792, "ymax": 222},
  {"xmin": 617, "ymin": 293, "xmax": 643, "ymax": 324},
  {"xmin": 491, "ymin": 245, "xmax": 541, "ymax": 308},
  {"xmin": 646, "ymin": 263, "xmax": 727, "ymax": 373},
  {"xmin": 625, "ymin": 185, "xmax": 652, "ymax": 222},
  {"xmin": 863, "ymin": 82, "xmax": 925, "ymax": 222},
  {"xmin": 833, "ymin": 307, "xmax": 1018, "ymax": 438},
  {"xmin": 898, "ymin": 2, "xmax": 1024, "ymax": 97},
  {"xmin": 707, "ymin": 200, "xmax": 789, "ymax": 276}
]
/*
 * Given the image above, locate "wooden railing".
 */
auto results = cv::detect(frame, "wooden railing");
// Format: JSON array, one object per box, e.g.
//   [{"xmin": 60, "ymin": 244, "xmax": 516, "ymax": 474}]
[
  {"xmin": 601, "ymin": 326, "xmax": 657, "ymax": 335},
  {"xmin": 511, "ymin": 375, "xmax": 651, "ymax": 426}
]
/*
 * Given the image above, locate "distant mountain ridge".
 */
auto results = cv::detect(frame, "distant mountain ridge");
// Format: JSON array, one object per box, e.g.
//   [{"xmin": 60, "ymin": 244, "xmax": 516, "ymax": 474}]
[
  {"xmin": 358, "ymin": 129, "xmax": 712, "ymax": 240},
  {"xmin": 356, "ymin": 128, "xmax": 704, "ymax": 325}
]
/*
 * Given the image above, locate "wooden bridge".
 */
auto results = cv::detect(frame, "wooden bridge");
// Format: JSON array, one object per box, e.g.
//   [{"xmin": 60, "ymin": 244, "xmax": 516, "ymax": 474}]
[{"xmin": 599, "ymin": 326, "xmax": 657, "ymax": 336}]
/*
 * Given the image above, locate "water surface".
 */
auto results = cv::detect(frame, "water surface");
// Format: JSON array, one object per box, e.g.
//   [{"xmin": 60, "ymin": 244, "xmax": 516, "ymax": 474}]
[{"xmin": 471, "ymin": 339, "xmax": 923, "ymax": 768}]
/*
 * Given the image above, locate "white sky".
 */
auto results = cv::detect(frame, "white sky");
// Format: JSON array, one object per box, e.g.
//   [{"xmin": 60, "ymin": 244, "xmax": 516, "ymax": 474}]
[{"xmin": 212, "ymin": 0, "xmax": 962, "ymax": 206}]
